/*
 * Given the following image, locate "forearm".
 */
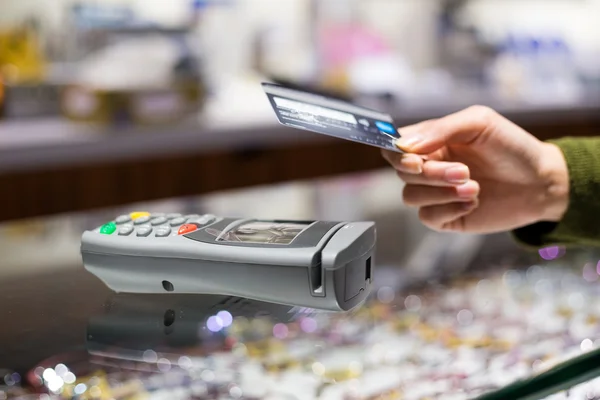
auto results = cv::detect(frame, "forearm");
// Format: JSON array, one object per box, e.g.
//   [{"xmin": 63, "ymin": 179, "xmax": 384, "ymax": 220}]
[{"xmin": 513, "ymin": 136, "xmax": 600, "ymax": 248}]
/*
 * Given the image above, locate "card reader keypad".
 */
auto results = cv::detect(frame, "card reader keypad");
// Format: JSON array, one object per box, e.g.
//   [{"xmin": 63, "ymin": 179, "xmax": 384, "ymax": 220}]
[{"xmin": 99, "ymin": 212, "xmax": 216, "ymax": 238}]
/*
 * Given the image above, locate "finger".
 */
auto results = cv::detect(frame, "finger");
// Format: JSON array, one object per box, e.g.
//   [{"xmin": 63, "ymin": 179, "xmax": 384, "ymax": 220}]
[
  {"xmin": 419, "ymin": 201, "xmax": 478, "ymax": 231},
  {"xmin": 396, "ymin": 161, "xmax": 470, "ymax": 186},
  {"xmin": 394, "ymin": 105, "xmax": 496, "ymax": 154},
  {"xmin": 403, "ymin": 181, "xmax": 480, "ymax": 207},
  {"xmin": 381, "ymin": 150, "xmax": 424, "ymax": 174}
]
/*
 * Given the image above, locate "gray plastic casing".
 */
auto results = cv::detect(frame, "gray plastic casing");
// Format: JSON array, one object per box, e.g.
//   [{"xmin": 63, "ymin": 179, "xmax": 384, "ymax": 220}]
[{"xmin": 80, "ymin": 220, "xmax": 376, "ymax": 311}]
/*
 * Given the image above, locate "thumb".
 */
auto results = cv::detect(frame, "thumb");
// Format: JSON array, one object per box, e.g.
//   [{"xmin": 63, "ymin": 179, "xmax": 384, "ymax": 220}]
[{"xmin": 394, "ymin": 106, "xmax": 494, "ymax": 154}]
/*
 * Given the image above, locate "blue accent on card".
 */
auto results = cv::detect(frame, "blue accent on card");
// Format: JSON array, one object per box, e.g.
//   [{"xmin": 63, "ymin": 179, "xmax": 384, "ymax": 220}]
[{"xmin": 375, "ymin": 121, "xmax": 395, "ymax": 135}]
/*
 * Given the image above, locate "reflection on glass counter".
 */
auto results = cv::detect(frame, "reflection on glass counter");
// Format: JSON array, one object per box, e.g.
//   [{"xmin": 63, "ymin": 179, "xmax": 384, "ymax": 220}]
[{"xmin": 3, "ymin": 257, "xmax": 600, "ymax": 399}]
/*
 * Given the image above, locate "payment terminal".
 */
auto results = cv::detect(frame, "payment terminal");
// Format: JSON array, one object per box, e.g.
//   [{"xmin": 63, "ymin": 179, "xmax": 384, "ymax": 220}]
[{"xmin": 80, "ymin": 212, "xmax": 375, "ymax": 311}]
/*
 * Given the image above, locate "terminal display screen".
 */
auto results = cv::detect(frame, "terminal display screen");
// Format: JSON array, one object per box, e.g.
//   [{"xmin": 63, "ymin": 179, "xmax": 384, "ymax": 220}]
[{"xmin": 206, "ymin": 221, "xmax": 313, "ymax": 245}]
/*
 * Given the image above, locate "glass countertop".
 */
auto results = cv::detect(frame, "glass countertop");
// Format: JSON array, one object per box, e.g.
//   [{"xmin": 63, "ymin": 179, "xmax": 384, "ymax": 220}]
[{"xmin": 2, "ymin": 247, "xmax": 600, "ymax": 400}]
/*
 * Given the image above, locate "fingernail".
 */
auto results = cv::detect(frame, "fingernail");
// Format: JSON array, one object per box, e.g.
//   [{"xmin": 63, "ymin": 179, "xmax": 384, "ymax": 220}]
[
  {"xmin": 456, "ymin": 182, "xmax": 478, "ymax": 199},
  {"xmin": 395, "ymin": 136, "xmax": 423, "ymax": 151},
  {"xmin": 410, "ymin": 164, "xmax": 423, "ymax": 174},
  {"xmin": 400, "ymin": 159, "xmax": 423, "ymax": 174},
  {"xmin": 462, "ymin": 201, "xmax": 477, "ymax": 211},
  {"xmin": 445, "ymin": 166, "xmax": 469, "ymax": 184}
]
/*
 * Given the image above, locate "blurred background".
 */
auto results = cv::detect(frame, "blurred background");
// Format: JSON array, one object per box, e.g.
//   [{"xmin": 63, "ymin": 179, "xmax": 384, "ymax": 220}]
[
  {"xmin": 4, "ymin": 3, "xmax": 600, "ymax": 396},
  {"xmin": 1, "ymin": 0, "xmax": 600, "ymax": 279}
]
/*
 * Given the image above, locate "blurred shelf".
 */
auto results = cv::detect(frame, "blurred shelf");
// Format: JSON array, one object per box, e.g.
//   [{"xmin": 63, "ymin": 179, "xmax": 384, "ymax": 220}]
[
  {"xmin": 80, "ymin": 25, "xmax": 193, "ymax": 35},
  {"xmin": 0, "ymin": 117, "xmax": 327, "ymax": 173},
  {"xmin": 2, "ymin": 87, "xmax": 600, "ymax": 173},
  {"xmin": 1, "ymin": 88, "xmax": 600, "ymax": 222}
]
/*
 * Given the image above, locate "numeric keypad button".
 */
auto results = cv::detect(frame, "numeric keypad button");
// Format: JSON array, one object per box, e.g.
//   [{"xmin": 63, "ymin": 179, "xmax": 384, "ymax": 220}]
[
  {"xmin": 115, "ymin": 215, "xmax": 131, "ymax": 225},
  {"xmin": 151, "ymin": 217, "xmax": 167, "ymax": 226},
  {"xmin": 155, "ymin": 227, "xmax": 172, "ymax": 237},
  {"xmin": 170, "ymin": 217, "xmax": 186, "ymax": 227},
  {"xmin": 118, "ymin": 225, "xmax": 134, "ymax": 236},
  {"xmin": 134, "ymin": 216, "xmax": 151, "ymax": 225},
  {"xmin": 136, "ymin": 227, "xmax": 153, "ymax": 237}
]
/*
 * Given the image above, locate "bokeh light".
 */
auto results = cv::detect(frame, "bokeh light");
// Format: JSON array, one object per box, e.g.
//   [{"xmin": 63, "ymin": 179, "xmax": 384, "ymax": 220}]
[
  {"xmin": 34, "ymin": 367, "xmax": 44, "ymax": 379},
  {"xmin": 143, "ymin": 350, "xmax": 158, "ymax": 363},
  {"xmin": 311, "ymin": 362, "xmax": 325, "ymax": 376},
  {"xmin": 273, "ymin": 323, "xmax": 289, "ymax": 339},
  {"xmin": 54, "ymin": 364, "xmax": 68, "ymax": 377},
  {"xmin": 3, "ymin": 374, "xmax": 14, "ymax": 386},
  {"xmin": 230, "ymin": 386, "xmax": 243, "ymax": 398},
  {"xmin": 539, "ymin": 246, "xmax": 565, "ymax": 261},
  {"xmin": 74, "ymin": 384, "xmax": 87, "ymax": 395},
  {"xmin": 300, "ymin": 317, "xmax": 318, "ymax": 333},
  {"xmin": 457, "ymin": 309, "xmax": 474, "ymax": 326},
  {"xmin": 581, "ymin": 338, "xmax": 594, "ymax": 352},
  {"xmin": 232, "ymin": 343, "xmax": 248, "ymax": 356},
  {"xmin": 46, "ymin": 376, "xmax": 64, "ymax": 392},
  {"xmin": 503, "ymin": 270, "xmax": 522, "ymax": 287},
  {"xmin": 207, "ymin": 315, "xmax": 224, "ymax": 332},
  {"xmin": 89, "ymin": 386, "xmax": 102, "ymax": 397},
  {"xmin": 200, "ymin": 370, "xmax": 215, "ymax": 382},
  {"xmin": 404, "ymin": 295, "xmax": 422, "ymax": 312},
  {"xmin": 217, "ymin": 311, "xmax": 233, "ymax": 327},
  {"xmin": 583, "ymin": 263, "xmax": 599, "ymax": 282},
  {"xmin": 476, "ymin": 279, "xmax": 492, "ymax": 293},
  {"xmin": 42, "ymin": 369, "xmax": 56, "ymax": 382},
  {"xmin": 63, "ymin": 372, "xmax": 76, "ymax": 385},
  {"xmin": 534, "ymin": 279, "xmax": 552, "ymax": 296},
  {"xmin": 377, "ymin": 286, "xmax": 395, "ymax": 304},
  {"xmin": 157, "ymin": 358, "xmax": 171, "ymax": 372},
  {"xmin": 527, "ymin": 265, "xmax": 544, "ymax": 281},
  {"xmin": 178, "ymin": 356, "xmax": 193, "ymax": 370}
]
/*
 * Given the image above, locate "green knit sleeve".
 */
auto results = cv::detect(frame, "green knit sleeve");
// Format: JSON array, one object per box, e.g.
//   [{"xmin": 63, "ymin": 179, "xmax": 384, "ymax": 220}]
[{"xmin": 512, "ymin": 136, "xmax": 600, "ymax": 248}]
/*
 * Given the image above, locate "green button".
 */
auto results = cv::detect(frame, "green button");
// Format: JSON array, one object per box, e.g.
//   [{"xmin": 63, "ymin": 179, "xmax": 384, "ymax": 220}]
[{"xmin": 100, "ymin": 222, "xmax": 117, "ymax": 235}]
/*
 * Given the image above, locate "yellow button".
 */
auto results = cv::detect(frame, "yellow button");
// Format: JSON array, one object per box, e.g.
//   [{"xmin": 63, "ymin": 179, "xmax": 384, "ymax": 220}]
[{"xmin": 130, "ymin": 211, "xmax": 150, "ymax": 220}]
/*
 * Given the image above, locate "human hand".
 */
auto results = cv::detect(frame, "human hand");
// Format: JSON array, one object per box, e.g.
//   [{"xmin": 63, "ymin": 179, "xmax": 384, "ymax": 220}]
[{"xmin": 382, "ymin": 106, "xmax": 570, "ymax": 233}]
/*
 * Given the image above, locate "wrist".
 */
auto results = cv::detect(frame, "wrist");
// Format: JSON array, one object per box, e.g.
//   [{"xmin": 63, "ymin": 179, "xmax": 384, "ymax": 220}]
[{"xmin": 537, "ymin": 142, "xmax": 570, "ymax": 222}]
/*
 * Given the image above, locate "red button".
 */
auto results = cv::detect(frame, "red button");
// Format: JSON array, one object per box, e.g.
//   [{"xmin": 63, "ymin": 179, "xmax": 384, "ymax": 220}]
[{"xmin": 178, "ymin": 224, "xmax": 198, "ymax": 235}]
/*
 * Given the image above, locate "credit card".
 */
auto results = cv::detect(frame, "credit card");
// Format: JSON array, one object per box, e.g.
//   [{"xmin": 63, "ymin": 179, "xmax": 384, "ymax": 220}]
[{"xmin": 262, "ymin": 82, "xmax": 403, "ymax": 153}]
